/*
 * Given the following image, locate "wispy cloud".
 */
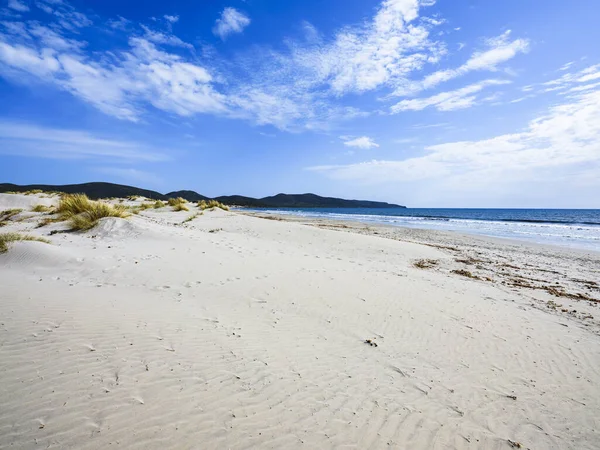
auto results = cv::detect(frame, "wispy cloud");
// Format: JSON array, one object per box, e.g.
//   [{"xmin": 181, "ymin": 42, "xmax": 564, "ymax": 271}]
[
  {"xmin": 35, "ymin": 0, "xmax": 92, "ymax": 31},
  {"xmin": 0, "ymin": 0, "xmax": 534, "ymax": 131},
  {"xmin": 0, "ymin": 121, "xmax": 169, "ymax": 161},
  {"xmin": 559, "ymin": 61, "xmax": 574, "ymax": 71},
  {"xmin": 392, "ymin": 30, "xmax": 529, "ymax": 96},
  {"xmin": 309, "ymin": 88, "xmax": 600, "ymax": 199},
  {"xmin": 281, "ymin": 0, "xmax": 444, "ymax": 96},
  {"xmin": 212, "ymin": 7, "xmax": 250, "ymax": 40},
  {"xmin": 8, "ymin": 0, "xmax": 29, "ymax": 12},
  {"xmin": 391, "ymin": 79, "xmax": 510, "ymax": 112},
  {"xmin": 341, "ymin": 136, "xmax": 379, "ymax": 149}
]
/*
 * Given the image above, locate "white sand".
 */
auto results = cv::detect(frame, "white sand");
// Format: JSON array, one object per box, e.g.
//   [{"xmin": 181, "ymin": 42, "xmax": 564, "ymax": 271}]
[{"xmin": 1, "ymin": 194, "xmax": 599, "ymax": 449}]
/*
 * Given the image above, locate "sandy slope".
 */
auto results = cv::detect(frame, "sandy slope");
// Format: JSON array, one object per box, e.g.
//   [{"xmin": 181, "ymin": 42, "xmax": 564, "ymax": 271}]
[{"xmin": 1, "ymin": 194, "xmax": 599, "ymax": 449}]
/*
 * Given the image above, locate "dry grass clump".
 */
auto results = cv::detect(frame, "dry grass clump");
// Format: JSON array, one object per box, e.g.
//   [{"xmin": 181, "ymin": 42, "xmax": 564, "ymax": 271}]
[
  {"xmin": 182, "ymin": 212, "xmax": 201, "ymax": 223},
  {"xmin": 168, "ymin": 197, "xmax": 186, "ymax": 206},
  {"xmin": 31, "ymin": 204, "xmax": 53, "ymax": 213},
  {"xmin": 0, "ymin": 208, "xmax": 23, "ymax": 226},
  {"xmin": 198, "ymin": 199, "xmax": 229, "ymax": 211},
  {"xmin": 153, "ymin": 200, "xmax": 165, "ymax": 209},
  {"xmin": 1, "ymin": 208, "xmax": 23, "ymax": 219},
  {"xmin": 173, "ymin": 203, "xmax": 189, "ymax": 212},
  {"xmin": 451, "ymin": 269, "xmax": 481, "ymax": 279},
  {"xmin": 128, "ymin": 202, "xmax": 155, "ymax": 215},
  {"xmin": 168, "ymin": 197, "xmax": 189, "ymax": 211},
  {"xmin": 0, "ymin": 232, "xmax": 50, "ymax": 253},
  {"xmin": 24, "ymin": 189, "xmax": 43, "ymax": 195},
  {"xmin": 413, "ymin": 259, "xmax": 438, "ymax": 269},
  {"xmin": 36, "ymin": 217, "xmax": 63, "ymax": 228},
  {"xmin": 56, "ymin": 194, "xmax": 129, "ymax": 231}
]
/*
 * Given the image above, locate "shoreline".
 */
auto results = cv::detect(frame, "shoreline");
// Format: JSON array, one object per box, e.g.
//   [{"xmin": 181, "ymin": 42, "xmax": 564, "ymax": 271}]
[{"xmin": 237, "ymin": 208, "xmax": 600, "ymax": 255}]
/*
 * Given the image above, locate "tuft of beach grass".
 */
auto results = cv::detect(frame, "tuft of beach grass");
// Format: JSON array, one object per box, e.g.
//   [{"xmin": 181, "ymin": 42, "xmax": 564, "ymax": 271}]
[
  {"xmin": 0, "ymin": 232, "xmax": 50, "ymax": 253},
  {"xmin": 0, "ymin": 208, "xmax": 23, "ymax": 227},
  {"xmin": 198, "ymin": 199, "xmax": 229, "ymax": 211},
  {"xmin": 168, "ymin": 197, "xmax": 189, "ymax": 211},
  {"xmin": 31, "ymin": 204, "xmax": 53, "ymax": 213},
  {"xmin": 56, "ymin": 194, "xmax": 129, "ymax": 231},
  {"xmin": 182, "ymin": 212, "xmax": 201, "ymax": 223}
]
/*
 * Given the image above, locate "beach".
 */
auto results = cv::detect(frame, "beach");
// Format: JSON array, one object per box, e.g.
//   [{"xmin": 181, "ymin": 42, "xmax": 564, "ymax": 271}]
[{"xmin": 1, "ymin": 193, "xmax": 599, "ymax": 449}]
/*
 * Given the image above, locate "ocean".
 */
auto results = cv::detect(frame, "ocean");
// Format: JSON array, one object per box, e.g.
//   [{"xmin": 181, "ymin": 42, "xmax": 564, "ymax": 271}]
[{"xmin": 245, "ymin": 208, "xmax": 600, "ymax": 252}]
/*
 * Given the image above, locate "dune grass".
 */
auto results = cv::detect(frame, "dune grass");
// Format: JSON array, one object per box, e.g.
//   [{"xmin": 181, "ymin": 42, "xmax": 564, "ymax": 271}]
[
  {"xmin": 168, "ymin": 197, "xmax": 189, "ymax": 211},
  {"xmin": 153, "ymin": 200, "xmax": 165, "ymax": 209},
  {"xmin": 56, "ymin": 194, "xmax": 129, "ymax": 231},
  {"xmin": 182, "ymin": 211, "xmax": 202, "ymax": 223},
  {"xmin": 128, "ymin": 202, "xmax": 156, "ymax": 215},
  {"xmin": 0, "ymin": 208, "xmax": 23, "ymax": 227},
  {"xmin": 36, "ymin": 217, "xmax": 63, "ymax": 228},
  {"xmin": 168, "ymin": 197, "xmax": 187, "ymax": 206},
  {"xmin": 0, "ymin": 232, "xmax": 50, "ymax": 253},
  {"xmin": 173, "ymin": 203, "xmax": 189, "ymax": 212},
  {"xmin": 1, "ymin": 208, "xmax": 23, "ymax": 219},
  {"xmin": 198, "ymin": 199, "xmax": 229, "ymax": 211},
  {"xmin": 24, "ymin": 189, "xmax": 44, "ymax": 195},
  {"xmin": 31, "ymin": 204, "xmax": 54, "ymax": 213}
]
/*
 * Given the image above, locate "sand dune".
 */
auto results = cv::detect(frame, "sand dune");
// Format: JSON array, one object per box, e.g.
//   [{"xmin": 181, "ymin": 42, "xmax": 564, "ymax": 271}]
[{"xmin": 1, "ymin": 194, "xmax": 599, "ymax": 449}]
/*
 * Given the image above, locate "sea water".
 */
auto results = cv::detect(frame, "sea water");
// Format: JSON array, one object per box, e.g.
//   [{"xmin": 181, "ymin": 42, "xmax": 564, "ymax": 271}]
[{"xmin": 245, "ymin": 208, "xmax": 600, "ymax": 252}]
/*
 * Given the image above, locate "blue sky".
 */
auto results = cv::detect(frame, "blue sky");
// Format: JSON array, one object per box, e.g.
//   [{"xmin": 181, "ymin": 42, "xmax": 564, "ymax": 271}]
[{"xmin": 0, "ymin": 0, "xmax": 599, "ymax": 207}]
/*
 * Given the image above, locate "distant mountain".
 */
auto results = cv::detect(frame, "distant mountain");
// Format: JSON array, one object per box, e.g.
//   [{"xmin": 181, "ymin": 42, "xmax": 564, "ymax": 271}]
[
  {"xmin": 214, "ymin": 195, "xmax": 268, "ymax": 207},
  {"xmin": 0, "ymin": 182, "xmax": 167, "ymax": 200},
  {"xmin": 166, "ymin": 190, "xmax": 210, "ymax": 202},
  {"xmin": 258, "ymin": 193, "xmax": 404, "ymax": 208},
  {"xmin": 0, "ymin": 182, "xmax": 406, "ymax": 208}
]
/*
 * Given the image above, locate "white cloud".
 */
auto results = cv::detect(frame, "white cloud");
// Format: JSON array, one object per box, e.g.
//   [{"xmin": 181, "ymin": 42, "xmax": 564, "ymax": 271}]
[
  {"xmin": 393, "ymin": 30, "xmax": 528, "ymax": 96},
  {"xmin": 107, "ymin": 16, "xmax": 130, "ymax": 31},
  {"xmin": 164, "ymin": 15, "xmax": 179, "ymax": 24},
  {"xmin": 0, "ymin": 41, "xmax": 61, "ymax": 77},
  {"xmin": 342, "ymin": 136, "xmax": 380, "ymax": 149},
  {"xmin": 527, "ymin": 64, "xmax": 600, "ymax": 98},
  {"xmin": 8, "ymin": 0, "xmax": 29, "ymax": 12},
  {"xmin": 309, "ymin": 87, "xmax": 600, "ymax": 205},
  {"xmin": 0, "ymin": 121, "xmax": 169, "ymax": 161},
  {"xmin": 0, "ymin": 0, "xmax": 533, "ymax": 130},
  {"xmin": 140, "ymin": 24, "xmax": 193, "ymax": 49},
  {"xmin": 391, "ymin": 79, "xmax": 509, "ymax": 112},
  {"xmin": 559, "ymin": 61, "xmax": 574, "ymax": 71},
  {"xmin": 34, "ymin": 0, "xmax": 92, "ymax": 31},
  {"xmin": 212, "ymin": 7, "xmax": 250, "ymax": 40},
  {"xmin": 411, "ymin": 122, "xmax": 449, "ymax": 129},
  {"xmin": 287, "ymin": 0, "xmax": 444, "ymax": 95}
]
